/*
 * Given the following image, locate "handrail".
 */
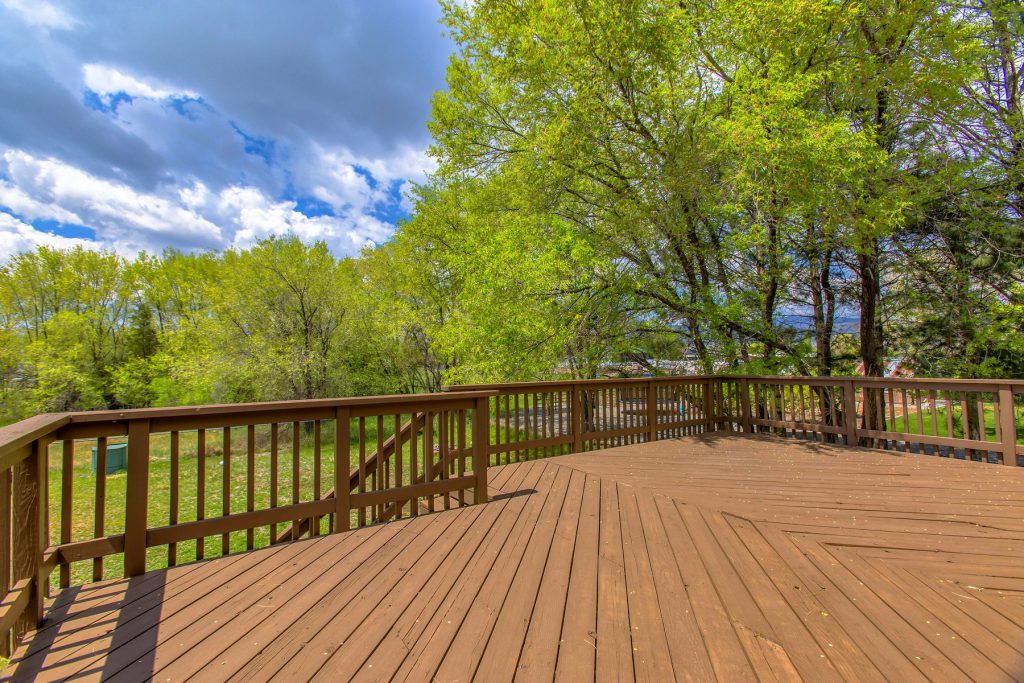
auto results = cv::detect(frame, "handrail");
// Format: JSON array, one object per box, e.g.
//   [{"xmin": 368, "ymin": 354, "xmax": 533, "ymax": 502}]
[
  {"xmin": 0, "ymin": 374, "xmax": 1019, "ymax": 655},
  {"xmin": 0, "ymin": 390, "xmax": 496, "ymax": 654}
]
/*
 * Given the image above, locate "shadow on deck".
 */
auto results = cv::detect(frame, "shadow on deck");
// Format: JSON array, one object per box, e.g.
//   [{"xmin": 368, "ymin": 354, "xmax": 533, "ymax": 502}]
[{"xmin": 6, "ymin": 433, "xmax": 1024, "ymax": 681}]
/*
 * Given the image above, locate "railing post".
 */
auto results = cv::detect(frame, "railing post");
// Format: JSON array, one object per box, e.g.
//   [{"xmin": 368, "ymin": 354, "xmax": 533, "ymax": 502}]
[
  {"xmin": 571, "ymin": 384, "xmax": 583, "ymax": 453},
  {"xmin": 998, "ymin": 385, "xmax": 1017, "ymax": 466},
  {"xmin": 12, "ymin": 438, "xmax": 45, "ymax": 636},
  {"xmin": 334, "ymin": 407, "xmax": 351, "ymax": 532},
  {"xmin": 647, "ymin": 380, "xmax": 657, "ymax": 442},
  {"xmin": 842, "ymin": 379, "xmax": 858, "ymax": 446},
  {"xmin": 703, "ymin": 379, "xmax": 714, "ymax": 433},
  {"xmin": 740, "ymin": 378, "xmax": 752, "ymax": 433},
  {"xmin": 124, "ymin": 419, "xmax": 150, "ymax": 577},
  {"xmin": 473, "ymin": 396, "xmax": 490, "ymax": 503}
]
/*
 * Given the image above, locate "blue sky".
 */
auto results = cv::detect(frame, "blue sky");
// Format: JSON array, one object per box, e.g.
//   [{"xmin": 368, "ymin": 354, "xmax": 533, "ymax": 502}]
[{"xmin": 0, "ymin": 0, "xmax": 451, "ymax": 258}]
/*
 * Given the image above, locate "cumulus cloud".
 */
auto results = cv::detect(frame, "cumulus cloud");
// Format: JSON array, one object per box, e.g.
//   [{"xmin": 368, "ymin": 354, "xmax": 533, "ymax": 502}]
[
  {"xmin": 0, "ymin": 212, "xmax": 93, "ymax": 260},
  {"xmin": 0, "ymin": 1, "xmax": 451, "ymax": 260},
  {"xmin": 0, "ymin": 150, "xmax": 394, "ymax": 256},
  {"xmin": 2, "ymin": 150, "xmax": 222, "ymax": 249},
  {"xmin": 296, "ymin": 143, "xmax": 435, "ymax": 214}
]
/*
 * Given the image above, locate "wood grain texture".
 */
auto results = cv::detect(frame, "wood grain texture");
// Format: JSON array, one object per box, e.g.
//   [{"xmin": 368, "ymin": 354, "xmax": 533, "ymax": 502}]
[{"xmin": 8, "ymin": 433, "xmax": 1024, "ymax": 682}]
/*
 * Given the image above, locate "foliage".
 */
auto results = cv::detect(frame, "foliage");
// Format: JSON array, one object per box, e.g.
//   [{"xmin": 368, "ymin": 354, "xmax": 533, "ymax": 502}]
[{"xmin": 1, "ymin": 0, "xmax": 1023, "ymax": 422}]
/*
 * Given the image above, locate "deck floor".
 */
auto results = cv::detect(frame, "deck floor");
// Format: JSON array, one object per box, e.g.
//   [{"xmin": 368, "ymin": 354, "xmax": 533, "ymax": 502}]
[{"xmin": 6, "ymin": 433, "xmax": 1024, "ymax": 682}]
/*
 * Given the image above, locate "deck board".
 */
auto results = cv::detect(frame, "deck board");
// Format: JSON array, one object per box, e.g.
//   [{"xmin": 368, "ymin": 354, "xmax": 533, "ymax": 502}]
[{"xmin": 6, "ymin": 433, "xmax": 1024, "ymax": 682}]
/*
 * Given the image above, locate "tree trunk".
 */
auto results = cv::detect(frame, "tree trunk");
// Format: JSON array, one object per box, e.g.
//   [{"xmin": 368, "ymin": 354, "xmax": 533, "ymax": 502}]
[{"xmin": 858, "ymin": 242, "xmax": 886, "ymax": 444}]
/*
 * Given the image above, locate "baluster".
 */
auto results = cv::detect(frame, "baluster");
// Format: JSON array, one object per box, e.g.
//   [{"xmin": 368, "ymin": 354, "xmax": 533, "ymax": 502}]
[
  {"xmin": 93, "ymin": 437, "xmax": 107, "ymax": 581},
  {"xmin": 59, "ymin": 439, "xmax": 72, "ymax": 588},
  {"xmin": 246, "ymin": 425, "xmax": 255, "ymax": 548},
  {"xmin": 197, "ymin": 428, "xmax": 207, "ymax": 557},
  {"xmin": 222, "ymin": 427, "xmax": 232, "ymax": 554},
  {"xmin": 268, "ymin": 424, "xmax": 277, "ymax": 543},
  {"xmin": 0, "ymin": 466, "xmax": 9, "ymax": 656},
  {"xmin": 170, "ymin": 431, "xmax": 180, "ymax": 564},
  {"xmin": 334, "ymin": 408, "xmax": 351, "ymax": 532}
]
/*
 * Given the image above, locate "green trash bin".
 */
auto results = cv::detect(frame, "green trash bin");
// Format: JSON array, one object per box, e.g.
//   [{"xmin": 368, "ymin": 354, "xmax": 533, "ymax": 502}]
[{"xmin": 92, "ymin": 442, "xmax": 128, "ymax": 474}]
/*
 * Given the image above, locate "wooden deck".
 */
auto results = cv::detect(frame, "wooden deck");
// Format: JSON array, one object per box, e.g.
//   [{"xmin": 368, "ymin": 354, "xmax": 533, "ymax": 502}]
[{"xmin": 6, "ymin": 433, "xmax": 1024, "ymax": 682}]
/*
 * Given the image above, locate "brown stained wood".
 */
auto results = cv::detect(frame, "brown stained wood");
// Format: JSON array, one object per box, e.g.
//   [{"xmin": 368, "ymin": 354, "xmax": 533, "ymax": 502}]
[
  {"xmin": 334, "ymin": 408, "xmax": 350, "ymax": 533},
  {"xmin": 440, "ymin": 412, "xmax": 450, "ymax": 511},
  {"xmin": 410, "ymin": 409, "xmax": 418, "ymax": 515},
  {"xmin": 56, "ymin": 534, "xmax": 125, "ymax": 563},
  {"xmin": 467, "ymin": 466, "xmax": 577, "ymax": 680},
  {"xmin": 514, "ymin": 393, "xmax": 521, "ymax": 460},
  {"xmin": 473, "ymin": 397, "xmax": 489, "ymax": 505},
  {"xmin": 349, "ymin": 476, "xmax": 474, "ymax": 509},
  {"xmin": 356, "ymin": 417, "xmax": 367, "ymax": 526},
  {"xmin": 0, "ymin": 468, "xmax": 9, "ymax": 658},
  {"xmin": 146, "ymin": 499, "xmax": 336, "ymax": 547},
  {"xmin": 59, "ymin": 440, "xmax": 72, "ymax": 588},
  {"xmin": 553, "ymin": 472, "xmax": 600, "ymax": 682},
  {"xmin": 946, "ymin": 391, "xmax": 956, "ymax": 447},
  {"xmin": 325, "ymin": 467, "xmax": 536, "ymax": 681},
  {"xmin": 457, "ymin": 410, "xmax": 466, "ymax": 506},
  {"xmin": 7, "ymin": 433, "xmax": 1024, "ymax": 682},
  {"xmin": 596, "ymin": 478, "xmax": 633, "ymax": 680},
  {"xmin": 47, "ymin": 391, "xmax": 496, "ymax": 428},
  {"xmin": 169, "ymin": 431, "xmax": 179, "ymax": 565},
  {"xmin": 292, "ymin": 422, "xmax": 301, "ymax": 538},
  {"xmin": 197, "ymin": 427, "xmax": 206, "ymax": 560},
  {"xmin": 424, "ymin": 413, "xmax": 434, "ymax": 514},
  {"xmin": 221, "ymin": 513, "xmax": 457, "ymax": 682},
  {"xmin": 93, "ymin": 436, "xmax": 107, "ymax": 581},
  {"xmin": 222, "ymin": 426, "xmax": 231, "ymax": 554},
  {"xmin": 617, "ymin": 486, "xmax": 675, "ymax": 681},
  {"xmin": 313, "ymin": 419, "xmax": 322, "ymax": 534},
  {"xmin": 11, "ymin": 440, "xmax": 42, "ymax": 638},
  {"xmin": 269, "ymin": 423, "xmax": 278, "ymax": 544},
  {"xmin": 0, "ymin": 414, "xmax": 69, "ymax": 471},
  {"xmin": 999, "ymin": 386, "xmax": 1017, "ymax": 465},
  {"xmin": 123, "ymin": 420, "xmax": 150, "ymax": 577},
  {"xmin": 246, "ymin": 425, "xmax": 255, "ymax": 548}
]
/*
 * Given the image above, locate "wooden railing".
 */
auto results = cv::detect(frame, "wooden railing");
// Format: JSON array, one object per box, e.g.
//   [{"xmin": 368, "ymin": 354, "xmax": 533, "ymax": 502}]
[
  {"xmin": 452, "ymin": 376, "xmax": 718, "ymax": 461},
  {"xmin": 452, "ymin": 376, "xmax": 1024, "ymax": 467},
  {"xmin": 0, "ymin": 374, "xmax": 1019, "ymax": 652},
  {"xmin": 0, "ymin": 391, "xmax": 493, "ymax": 653}
]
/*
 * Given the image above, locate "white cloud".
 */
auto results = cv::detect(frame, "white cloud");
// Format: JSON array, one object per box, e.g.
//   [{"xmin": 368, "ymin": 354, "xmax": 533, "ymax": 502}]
[
  {"xmin": 0, "ymin": 2, "xmax": 450, "ymax": 260},
  {"xmin": 0, "ymin": 212, "xmax": 93, "ymax": 261},
  {"xmin": 3, "ymin": 149, "xmax": 222, "ymax": 251},
  {"xmin": 82, "ymin": 64, "xmax": 197, "ymax": 102},
  {"xmin": 0, "ymin": 0, "xmax": 75, "ymax": 30},
  {"xmin": 297, "ymin": 143, "xmax": 435, "ymax": 215},
  {"xmin": 306, "ymin": 150, "xmax": 376, "ymax": 212},
  {"xmin": 0, "ymin": 181, "xmax": 82, "ymax": 225},
  {"xmin": 0, "ymin": 149, "xmax": 397, "ymax": 257}
]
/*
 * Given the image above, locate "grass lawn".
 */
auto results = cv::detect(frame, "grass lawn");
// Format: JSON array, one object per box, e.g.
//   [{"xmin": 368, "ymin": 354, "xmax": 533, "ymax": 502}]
[{"xmin": 887, "ymin": 401, "xmax": 1024, "ymax": 441}]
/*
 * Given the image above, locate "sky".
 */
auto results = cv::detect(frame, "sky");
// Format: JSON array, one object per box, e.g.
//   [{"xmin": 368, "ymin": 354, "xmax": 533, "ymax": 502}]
[{"xmin": 0, "ymin": 0, "xmax": 452, "ymax": 259}]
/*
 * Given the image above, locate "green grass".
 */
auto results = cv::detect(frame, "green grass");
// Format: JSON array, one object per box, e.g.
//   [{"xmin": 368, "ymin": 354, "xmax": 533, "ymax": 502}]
[{"xmin": 887, "ymin": 402, "xmax": 1024, "ymax": 441}]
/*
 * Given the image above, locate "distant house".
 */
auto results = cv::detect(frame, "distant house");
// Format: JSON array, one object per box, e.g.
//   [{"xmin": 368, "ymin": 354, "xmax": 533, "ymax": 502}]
[
  {"xmin": 854, "ymin": 358, "xmax": 919, "ymax": 412},
  {"xmin": 854, "ymin": 358, "xmax": 914, "ymax": 378}
]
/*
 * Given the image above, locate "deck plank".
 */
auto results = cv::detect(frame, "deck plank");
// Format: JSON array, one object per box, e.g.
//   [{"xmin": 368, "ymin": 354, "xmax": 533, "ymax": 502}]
[
  {"xmin": 6, "ymin": 433, "xmax": 1024, "ymax": 682},
  {"xmin": 552, "ymin": 472, "xmax": 601, "ymax": 682}
]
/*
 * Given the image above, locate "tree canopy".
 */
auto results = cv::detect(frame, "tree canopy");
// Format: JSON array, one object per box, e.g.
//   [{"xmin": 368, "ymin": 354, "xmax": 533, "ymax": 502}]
[{"xmin": 0, "ymin": 0, "xmax": 1021, "ymax": 421}]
